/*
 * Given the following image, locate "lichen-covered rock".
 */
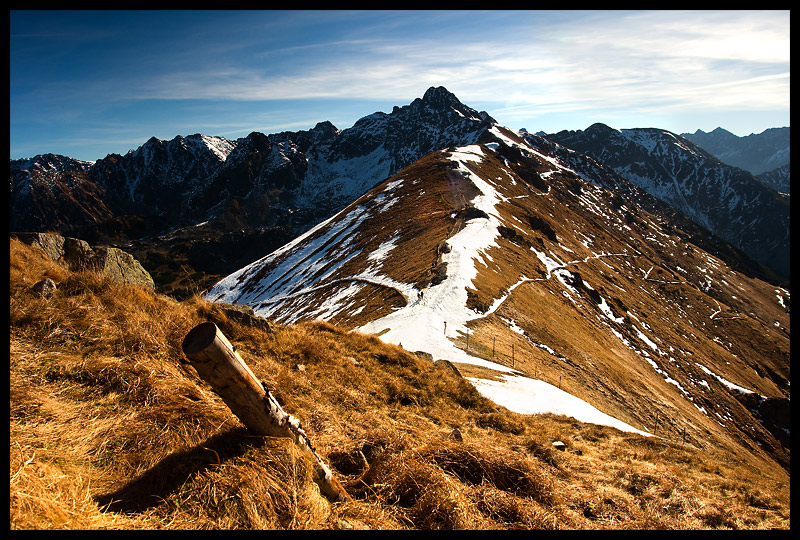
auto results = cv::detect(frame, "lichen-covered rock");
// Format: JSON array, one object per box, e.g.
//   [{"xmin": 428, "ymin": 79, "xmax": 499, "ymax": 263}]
[
  {"xmin": 12, "ymin": 232, "xmax": 66, "ymax": 263},
  {"xmin": 90, "ymin": 247, "xmax": 155, "ymax": 290},
  {"xmin": 62, "ymin": 236, "xmax": 96, "ymax": 271},
  {"xmin": 213, "ymin": 301, "xmax": 273, "ymax": 332}
]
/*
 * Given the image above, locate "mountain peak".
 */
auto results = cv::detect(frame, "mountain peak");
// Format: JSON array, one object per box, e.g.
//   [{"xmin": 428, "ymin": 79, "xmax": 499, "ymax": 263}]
[
  {"xmin": 421, "ymin": 85, "xmax": 458, "ymax": 104},
  {"xmin": 411, "ymin": 86, "xmax": 497, "ymax": 125},
  {"xmin": 711, "ymin": 127, "xmax": 734, "ymax": 135}
]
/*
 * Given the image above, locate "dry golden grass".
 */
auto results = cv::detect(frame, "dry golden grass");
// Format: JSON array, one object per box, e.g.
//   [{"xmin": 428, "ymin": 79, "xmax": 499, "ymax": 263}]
[{"xmin": 9, "ymin": 238, "xmax": 790, "ymax": 529}]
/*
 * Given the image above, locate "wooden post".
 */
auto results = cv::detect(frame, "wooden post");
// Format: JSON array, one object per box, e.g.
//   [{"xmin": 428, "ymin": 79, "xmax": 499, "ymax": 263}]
[
  {"xmin": 492, "ymin": 337, "xmax": 495, "ymax": 359},
  {"xmin": 181, "ymin": 322, "xmax": 350, "ymax": 503}
]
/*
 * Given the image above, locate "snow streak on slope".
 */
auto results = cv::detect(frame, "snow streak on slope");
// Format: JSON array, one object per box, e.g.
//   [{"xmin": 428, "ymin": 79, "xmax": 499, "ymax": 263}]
[
  {"xmin": 207, "ymin": 178, "xmax": 416, "ymax": 323},
  {"xmin": 358, "ymin": 146, "xmax": 512, "ymax": 372}
]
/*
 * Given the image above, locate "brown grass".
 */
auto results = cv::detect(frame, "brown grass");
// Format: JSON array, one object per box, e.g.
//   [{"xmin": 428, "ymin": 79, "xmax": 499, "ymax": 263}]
[{"xmin": 9, "ymin": 238, "xmax": 790, "ymax": 529}]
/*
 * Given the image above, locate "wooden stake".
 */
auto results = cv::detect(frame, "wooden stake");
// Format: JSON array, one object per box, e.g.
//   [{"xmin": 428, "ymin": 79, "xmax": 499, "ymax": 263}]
[{"xmin": 182, "ymin": 322, "xmax": 350, "ymax": 502}]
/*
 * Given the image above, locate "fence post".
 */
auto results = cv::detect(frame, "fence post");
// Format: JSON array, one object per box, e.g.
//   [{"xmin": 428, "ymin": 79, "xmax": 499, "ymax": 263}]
[{"xmin": 181, "ymin": 322, "xmax": 350, "ymax": 502}]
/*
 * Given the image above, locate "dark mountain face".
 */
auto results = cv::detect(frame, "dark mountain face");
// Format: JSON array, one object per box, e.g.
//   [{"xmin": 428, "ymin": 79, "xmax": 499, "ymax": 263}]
[
  {"xmin": 756, "ymin": 163, "xmax": 790, "ymax": 194},
  {"xmin": 9, "ymin": 87, "xmax": 500, "ymax": 294},
  {"xmin": 11, "ymin": 87, "xmax": 494, "ymax": 234},
  {"xmin": 9, "ymin": 154, "xmax": 111, "ymax": 234},
  {"xmin": 544, "ymin": 125, "xmax": 790, "ymax": 285},
  {"xmin": 683, "ymin": 126, "xmax": 790, "ymax": 176}
]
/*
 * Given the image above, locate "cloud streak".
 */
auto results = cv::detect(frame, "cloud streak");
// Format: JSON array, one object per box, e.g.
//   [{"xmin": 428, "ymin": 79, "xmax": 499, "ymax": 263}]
[
  {"xmin": 10, "ymin": 10, "xmax": 789, "ymax": 160},
  {"xmin": 108, "ymin": 11, "xmax": 789, "ymax": 113}
]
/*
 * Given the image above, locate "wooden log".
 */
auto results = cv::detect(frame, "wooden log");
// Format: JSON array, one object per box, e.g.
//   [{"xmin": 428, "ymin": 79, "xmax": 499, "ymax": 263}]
[{"xmin": 181, "ymin": 321, "xmax": 350, "ymax": 502}]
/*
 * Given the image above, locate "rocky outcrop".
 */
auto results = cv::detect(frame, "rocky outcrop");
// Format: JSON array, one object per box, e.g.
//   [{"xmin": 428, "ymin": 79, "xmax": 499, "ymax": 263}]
[
  {"xmin": 90, "ymin": 247, "xmax": 156, "ymax": 290},
  {"xmin": 12, "ymin": 232, "xmax": 155, "ymax": 290}
]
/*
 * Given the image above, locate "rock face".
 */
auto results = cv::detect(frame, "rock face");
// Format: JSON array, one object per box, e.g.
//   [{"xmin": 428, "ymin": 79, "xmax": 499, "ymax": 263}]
[
  {"xmin": 756, "ymin": 163, "xmax": 790, "ymax": 194},
  {"xmin": 91, "ymin": 247, "xmax": 156, "ymax": 290},
  {"xmin": 545, "ymin": 124, "xmax": 790, "ymax": 284},
  {"xmin": 12, "ymin": 232, "xmax": 155, "ymax": 290}
]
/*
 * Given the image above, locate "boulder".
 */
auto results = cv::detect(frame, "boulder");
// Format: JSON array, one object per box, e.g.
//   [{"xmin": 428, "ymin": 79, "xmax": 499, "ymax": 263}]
[{"xmin": 90, "ymin": 247, "xmax": 155, "ymax": 290}]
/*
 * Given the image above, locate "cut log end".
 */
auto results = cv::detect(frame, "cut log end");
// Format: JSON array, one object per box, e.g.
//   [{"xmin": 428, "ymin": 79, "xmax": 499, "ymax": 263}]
[{"xmin": 181, "ymin": 321, "xmax": 219, "ymax": 357}]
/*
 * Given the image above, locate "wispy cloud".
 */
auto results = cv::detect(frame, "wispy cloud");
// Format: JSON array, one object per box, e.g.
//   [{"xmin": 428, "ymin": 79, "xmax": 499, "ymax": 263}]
[
  {"xmin": 10, "ymin": 10, "xmax": 789, "ymax": 159},
  {"xmin": 105, "ymin": 11, "xmax": 788, "ymax": 115}
]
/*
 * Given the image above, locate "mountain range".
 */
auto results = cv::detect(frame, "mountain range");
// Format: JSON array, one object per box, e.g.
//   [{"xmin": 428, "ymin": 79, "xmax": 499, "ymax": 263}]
[
  {"xmin": 9, "ymin": 87, "xmax": 790, "ymax": 474},
  {"xmin": 10, "ymin": 87, "xmax": 497, "ymax": 290},
  {"xmin": 681, "ymin": 126, "xmax": 790, "ymax": 189},
  {"xmin": 545, "ymin": 124, "xmax": 790, "ymax": 284}
]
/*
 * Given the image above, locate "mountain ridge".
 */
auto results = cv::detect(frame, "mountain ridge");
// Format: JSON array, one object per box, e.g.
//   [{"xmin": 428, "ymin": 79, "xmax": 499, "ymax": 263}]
[
  {"xmin": 682, "ymin": 126, "xmax": 790, "ymax": 178},
  {"xmin": 11, "ymin": 88, "xmax": 788, "ymax": 287},
  {"xmin": 544, "ymin": 124, "xmax": 789, "ymax": 284}
]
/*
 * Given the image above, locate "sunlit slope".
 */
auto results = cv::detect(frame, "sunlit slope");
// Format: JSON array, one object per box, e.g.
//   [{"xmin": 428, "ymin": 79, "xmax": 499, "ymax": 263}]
[{"xmin": 207, "ymin": 127, "xmax": 789, "ymax": 473}]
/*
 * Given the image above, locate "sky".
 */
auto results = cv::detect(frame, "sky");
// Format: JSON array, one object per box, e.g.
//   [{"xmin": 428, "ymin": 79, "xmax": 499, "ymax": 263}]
[{"xmin": 10, "ymin": 10, "xmax": 790, "ymax": 162}]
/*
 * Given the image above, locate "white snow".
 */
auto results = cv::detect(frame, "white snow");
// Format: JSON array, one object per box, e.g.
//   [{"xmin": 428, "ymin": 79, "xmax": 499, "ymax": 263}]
[
  {"xmin": 468, "ymin": 374, "xmax": 650, "ymax": 436},
  {"xmin": 696, "ymin": 362, "xmax": 755, "ymax": 394},
  {"xmin": 358, "ymin": 145, "xmax": 515, "ymax": 374}
]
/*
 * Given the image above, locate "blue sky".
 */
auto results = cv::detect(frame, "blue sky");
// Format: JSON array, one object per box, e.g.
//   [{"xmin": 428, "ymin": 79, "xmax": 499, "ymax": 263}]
[{"xmin": 10, "ymin": 10, "xmax": 790, "ymax": 162}]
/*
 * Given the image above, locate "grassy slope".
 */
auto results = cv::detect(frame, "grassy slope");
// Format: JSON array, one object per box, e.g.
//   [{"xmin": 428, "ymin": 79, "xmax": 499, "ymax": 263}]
[{"xmin": 9, "ymin": 238, "xmax": 790, "ymax": 529}]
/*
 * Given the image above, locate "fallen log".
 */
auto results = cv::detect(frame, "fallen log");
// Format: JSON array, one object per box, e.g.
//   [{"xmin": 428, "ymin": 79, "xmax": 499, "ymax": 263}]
[{"xmin": 181, "ymin": 321, "xmax": 350, "ymax": 502}]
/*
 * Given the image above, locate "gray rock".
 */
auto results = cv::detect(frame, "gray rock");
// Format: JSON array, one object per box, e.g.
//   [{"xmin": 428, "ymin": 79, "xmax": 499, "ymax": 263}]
[{"xmin": 31, "ymin": 278, "xmax": 57, "ymax": 298}]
